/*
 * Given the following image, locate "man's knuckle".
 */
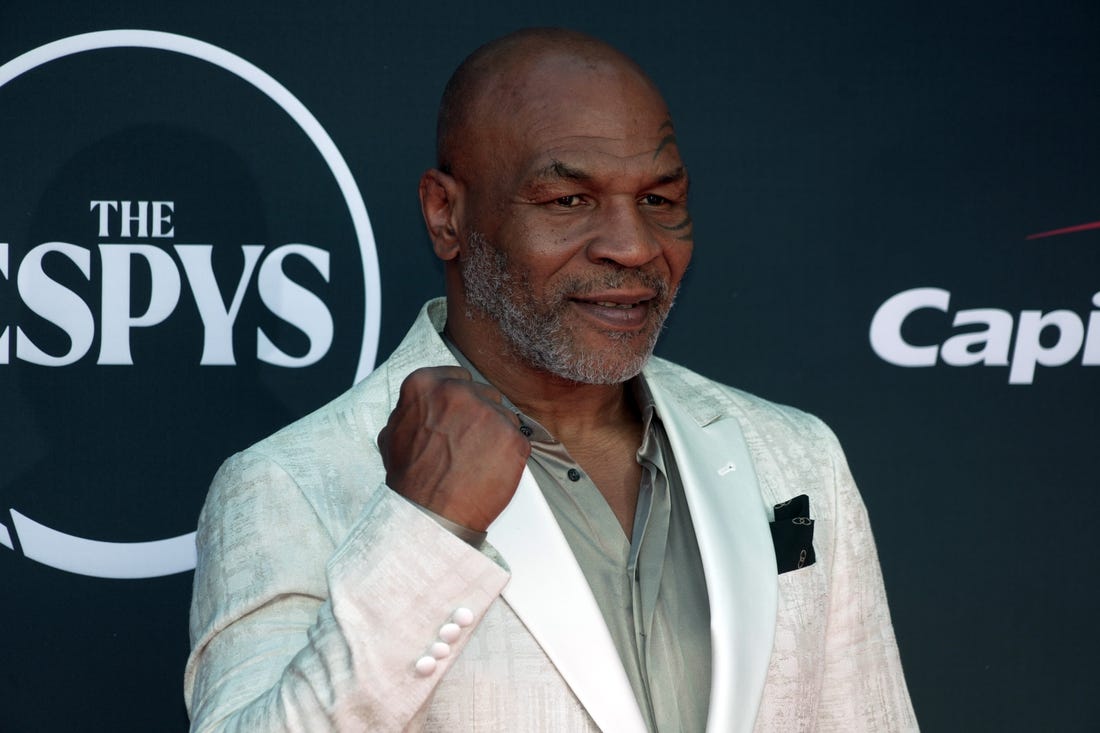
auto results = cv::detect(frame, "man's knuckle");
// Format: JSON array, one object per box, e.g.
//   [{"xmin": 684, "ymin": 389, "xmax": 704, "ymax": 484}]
[{"xmin": 400, "ymin": 370, "xmax": 430, "ymax": 397}]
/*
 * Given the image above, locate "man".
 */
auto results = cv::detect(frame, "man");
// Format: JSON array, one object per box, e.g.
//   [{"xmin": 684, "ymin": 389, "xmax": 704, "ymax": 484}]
[{"xmin": 185, "ymin": 28, "xmax": 917, "ymax": 732}]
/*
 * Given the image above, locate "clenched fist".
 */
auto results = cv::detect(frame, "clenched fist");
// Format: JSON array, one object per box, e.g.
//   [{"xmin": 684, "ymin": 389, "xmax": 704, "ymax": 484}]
[{"xmin": 378, "ymin": 366, "xmax": 532, "ymax": 531}]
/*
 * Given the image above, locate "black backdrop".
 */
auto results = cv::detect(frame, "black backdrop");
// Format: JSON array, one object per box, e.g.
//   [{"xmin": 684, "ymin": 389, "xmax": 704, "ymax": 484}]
[{"xmin": 2, "ymin": 2, "xmax": 1098, "ymax": 730}]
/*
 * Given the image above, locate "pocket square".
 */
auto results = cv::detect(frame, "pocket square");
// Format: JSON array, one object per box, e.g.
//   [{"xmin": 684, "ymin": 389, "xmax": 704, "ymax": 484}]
[{"xmin": 770, "ymin": 494, "xmax": 816, "ymax": 574}]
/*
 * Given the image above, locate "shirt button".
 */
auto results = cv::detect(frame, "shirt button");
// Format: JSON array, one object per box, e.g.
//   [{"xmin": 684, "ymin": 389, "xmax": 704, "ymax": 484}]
[
  {"xmin": 519, "ymin": 424, "xmax": 533, "ymax": 437},
  {"xmin": 567, "ymin": 468, "xmax": 582, "ymax": 482}
]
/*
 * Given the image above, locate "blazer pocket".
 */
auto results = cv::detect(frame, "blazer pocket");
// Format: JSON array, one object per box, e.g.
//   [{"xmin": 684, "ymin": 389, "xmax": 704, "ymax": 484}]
[{"xmin": 776, "ymin": 559, "xmax": 827, "ymax": 617}]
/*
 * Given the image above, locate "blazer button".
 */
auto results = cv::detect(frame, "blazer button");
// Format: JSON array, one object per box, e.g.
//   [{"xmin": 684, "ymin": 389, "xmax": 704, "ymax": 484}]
[
  {"xmin": 430, "ymin": 641, "xmax": 451, "ymax": 659},
  {"xmin": 453, "ymin": 607, "xmax": 474, "ymax": 627},
  {"xmin": 415, "ymin": 656, "xmax": 437, "ymax": 676},
  {"xmin": 439, "ymin": 622, "xmax": 461, "ymax": 643}
]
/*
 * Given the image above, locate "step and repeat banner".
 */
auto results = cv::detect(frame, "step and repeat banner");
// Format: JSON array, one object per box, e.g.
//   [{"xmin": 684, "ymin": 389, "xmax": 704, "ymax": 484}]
[{"xmin": 2, "ymin": 3, "xmax": 1097, "ymax": 731}]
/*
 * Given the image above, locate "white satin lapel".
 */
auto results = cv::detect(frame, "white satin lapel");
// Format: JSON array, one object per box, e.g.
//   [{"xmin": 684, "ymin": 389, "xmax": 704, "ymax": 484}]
[
  {"xmin": 647, "ymin": 385, "xmax": 778, "ymax": 733},
  {"xmin": 487, "ymin": 468, "xmax": 648, "ymax": 733}
]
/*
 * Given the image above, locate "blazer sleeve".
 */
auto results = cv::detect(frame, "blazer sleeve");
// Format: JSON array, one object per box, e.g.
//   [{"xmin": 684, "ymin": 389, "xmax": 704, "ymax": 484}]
[
  {"xmin": 184, "ymin": 450, "xmax": 510, "ymax": 732},
  {"xmin": 816, "ymin": 432, "xmax": 919, "ymax": 731}
]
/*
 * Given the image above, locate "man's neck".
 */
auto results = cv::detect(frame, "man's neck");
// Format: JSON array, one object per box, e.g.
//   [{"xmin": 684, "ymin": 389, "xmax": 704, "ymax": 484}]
[{"xmin": 443, "ymin": 323, "xmax": 641, "ymax": 444}]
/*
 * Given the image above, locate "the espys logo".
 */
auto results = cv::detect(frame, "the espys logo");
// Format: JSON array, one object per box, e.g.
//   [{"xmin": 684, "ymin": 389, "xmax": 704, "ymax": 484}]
[
  {"xmin": 0, "ymin": 31, "xmax": 380, "ymax": 578},
  {"xmin": 870, "ymin": 220, "xmax": 1100, "ymax": 384}
]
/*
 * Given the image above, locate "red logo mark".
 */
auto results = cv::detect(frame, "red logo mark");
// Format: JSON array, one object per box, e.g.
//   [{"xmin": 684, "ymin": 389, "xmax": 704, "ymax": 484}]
[{"xmin": 1026, "ymin": 220, "xmax": 1100, "ymax": 240}]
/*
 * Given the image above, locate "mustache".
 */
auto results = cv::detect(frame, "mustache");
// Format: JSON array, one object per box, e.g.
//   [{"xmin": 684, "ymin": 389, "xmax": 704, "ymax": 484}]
[{"xmin": 555, "ymin": 269, "xmax": 671, "ymax": 301}]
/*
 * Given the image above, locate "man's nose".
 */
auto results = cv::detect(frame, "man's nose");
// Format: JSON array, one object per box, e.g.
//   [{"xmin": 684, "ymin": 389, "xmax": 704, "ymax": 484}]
[{"xmin": 586, "ymin": 198, "xmax": 663, "ymax": 268}]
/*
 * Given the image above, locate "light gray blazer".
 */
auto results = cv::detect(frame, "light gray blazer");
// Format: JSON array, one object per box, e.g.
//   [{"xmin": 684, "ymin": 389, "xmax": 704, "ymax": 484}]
[{"xmin": 185, "ymin": 299, "xmax": 917, "ymax": 732}]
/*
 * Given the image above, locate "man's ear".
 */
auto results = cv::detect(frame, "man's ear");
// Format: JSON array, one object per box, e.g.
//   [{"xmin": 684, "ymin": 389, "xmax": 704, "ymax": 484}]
[{"xmin": 419, "ymin": 168, "xmax": 462, "ymax": 261}]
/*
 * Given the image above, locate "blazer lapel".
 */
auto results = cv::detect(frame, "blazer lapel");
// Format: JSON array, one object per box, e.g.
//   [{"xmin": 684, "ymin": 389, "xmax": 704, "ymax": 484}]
[
  {"xmin": 646, "ymin": 378, "xmax": 778, "ymax": 733},
  {"xmin": 386, "ymin": 303, "xmax": 773, "ymax": 730},
  {"xmin": 488, "ymin": 469, "xmax": 649, "ymax": 733}
]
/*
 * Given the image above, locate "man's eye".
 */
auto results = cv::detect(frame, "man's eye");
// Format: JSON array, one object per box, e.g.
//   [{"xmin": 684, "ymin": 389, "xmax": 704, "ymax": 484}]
[
  {"xmin": 641, "ymin": 193, "xmax": 669, "ymax": 206},
  {"xmin": 554, "ymin": 195, "xmax": 582, "ymax": 207}
]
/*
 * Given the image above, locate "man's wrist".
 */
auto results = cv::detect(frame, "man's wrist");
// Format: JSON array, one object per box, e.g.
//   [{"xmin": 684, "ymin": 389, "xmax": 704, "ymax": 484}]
[{"xmin": 406, "ymin": 498, "xmax": 488, "ymax": 548}]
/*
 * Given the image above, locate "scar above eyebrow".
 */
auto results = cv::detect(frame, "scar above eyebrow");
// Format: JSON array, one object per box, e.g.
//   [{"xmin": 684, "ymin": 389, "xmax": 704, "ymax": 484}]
[{"xmin": 532, "ymin": 159, "xmax": 592, "ymax": 182}]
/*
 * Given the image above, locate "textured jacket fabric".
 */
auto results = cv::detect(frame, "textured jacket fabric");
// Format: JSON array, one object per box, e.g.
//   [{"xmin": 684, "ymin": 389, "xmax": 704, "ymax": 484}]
[{"xmin": 185, "ymin": 298, "xmax": 917, "ymax": 732}]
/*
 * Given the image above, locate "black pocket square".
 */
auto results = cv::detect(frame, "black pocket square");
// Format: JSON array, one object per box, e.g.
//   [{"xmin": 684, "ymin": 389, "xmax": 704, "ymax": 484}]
[{"xmin": 770, "ymin": 494, "xmax": 816, "ymax": 574}]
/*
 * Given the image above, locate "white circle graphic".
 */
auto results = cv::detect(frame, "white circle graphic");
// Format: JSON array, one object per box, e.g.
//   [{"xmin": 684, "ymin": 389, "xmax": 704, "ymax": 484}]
[{"xmin": 0, "ymin": 30, "xmax": 382, "ymax": 578}]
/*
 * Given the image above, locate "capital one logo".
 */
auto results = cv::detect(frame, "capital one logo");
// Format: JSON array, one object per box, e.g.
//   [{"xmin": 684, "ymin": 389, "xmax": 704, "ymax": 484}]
[
  {"xmin": 0, "ymin": 31, "xmax": 380, "ymax": 578},
  {"xmin": 869, "ymin": 222, "xmax": 1100, "ymax": 384},
  {"xmin": 870, "ymin": 287, "xmax": 1100, "ymax": 384}
]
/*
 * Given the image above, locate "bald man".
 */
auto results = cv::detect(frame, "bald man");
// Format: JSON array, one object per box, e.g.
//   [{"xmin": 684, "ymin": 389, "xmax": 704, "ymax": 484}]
[{"xmin": 185, "ymin": 29, "xmax": 917, "ymax": 733}]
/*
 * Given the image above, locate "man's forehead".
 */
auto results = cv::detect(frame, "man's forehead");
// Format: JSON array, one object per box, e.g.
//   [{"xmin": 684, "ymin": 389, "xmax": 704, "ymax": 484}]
[
  {"xmin": 500, "ymin": 54, "xmax": 656, "ymax": 106},
  {"xmin": 502, "ymin": 77, "xmax": 669, "ymax": 146},
  {"xmin": 512, "ymin": 102, "xmax": 685, "ymax": 178}
]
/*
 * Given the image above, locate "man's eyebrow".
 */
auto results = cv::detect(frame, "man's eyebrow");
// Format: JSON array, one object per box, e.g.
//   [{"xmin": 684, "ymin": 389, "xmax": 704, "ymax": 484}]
[
  {"xmin": 531, "ymin": 159, "xmax": 592, "ymax": 183},
  {"xmin": 531, "ymin": 162, "xmax": 686, "ymax": 184},
  {"xmin": 656, "ymin": 166, "xmax": 688, "ymax": 185}
]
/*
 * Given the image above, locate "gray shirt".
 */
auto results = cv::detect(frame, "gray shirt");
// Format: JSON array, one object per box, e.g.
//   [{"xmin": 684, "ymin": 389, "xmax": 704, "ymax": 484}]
[{"xmin": 440, "ymin": 341, "xmax": 712, "ymax": 732}]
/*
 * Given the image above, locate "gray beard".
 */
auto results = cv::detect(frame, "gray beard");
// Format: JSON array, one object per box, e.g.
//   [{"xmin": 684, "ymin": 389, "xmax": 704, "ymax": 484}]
[{"xmin": 459, "ymin": 230, "xmax": 676, "ymax": 385}]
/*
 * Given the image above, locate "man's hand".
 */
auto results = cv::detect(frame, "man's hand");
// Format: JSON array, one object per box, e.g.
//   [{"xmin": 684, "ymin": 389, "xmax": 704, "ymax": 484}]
[{"xmin": 378, "ymin": 366, "xmax": 532, "ymax": 531}]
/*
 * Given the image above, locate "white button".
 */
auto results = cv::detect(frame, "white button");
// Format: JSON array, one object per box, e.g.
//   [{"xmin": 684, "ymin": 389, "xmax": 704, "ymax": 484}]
[
  {"xmin": 415, "ymin": 655, "xmax": 437, "ymax": 676},
  {"xmin": 439, "ymin": 622, "xmax": 461, "ymax": 643},
  {"xmin": 430, "ymin": 641, "xmax": 451, "ymax": 659},
  {"xmin": 453, "ymin": 607, "xmax": 474, "ymax": 627}
]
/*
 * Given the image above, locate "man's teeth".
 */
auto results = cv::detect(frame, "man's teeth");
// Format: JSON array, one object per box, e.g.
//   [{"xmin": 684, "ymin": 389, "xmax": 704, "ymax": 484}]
[{"xmin": 593, "ymin": 301, "xmax": 635, "ymax": 309}]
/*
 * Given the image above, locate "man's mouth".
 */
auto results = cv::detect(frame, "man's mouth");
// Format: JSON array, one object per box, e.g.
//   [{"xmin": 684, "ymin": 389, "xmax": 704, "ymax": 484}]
[
  {"xmin": 571, "ymin": 289, "xmax": 659, "ymax": 307},
  {"xmin": 568, "ymin": 294, "xmax": 657, "ymax": 330}
]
